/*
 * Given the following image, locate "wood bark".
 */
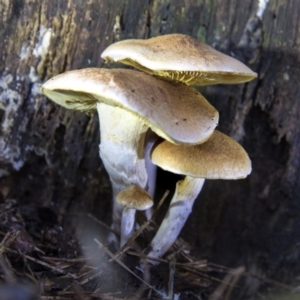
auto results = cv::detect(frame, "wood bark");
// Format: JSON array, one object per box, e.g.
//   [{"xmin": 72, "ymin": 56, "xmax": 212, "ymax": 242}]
[{"xmin": 0, "ymin": 0, "xmax": 299, "ymax": 297}]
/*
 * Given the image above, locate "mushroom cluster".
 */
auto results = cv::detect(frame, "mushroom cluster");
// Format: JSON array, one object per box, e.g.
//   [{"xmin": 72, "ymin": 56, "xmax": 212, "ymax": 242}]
[{"xmin": 41, "ymin": 34, "xmax": 257, "ymax": 260}]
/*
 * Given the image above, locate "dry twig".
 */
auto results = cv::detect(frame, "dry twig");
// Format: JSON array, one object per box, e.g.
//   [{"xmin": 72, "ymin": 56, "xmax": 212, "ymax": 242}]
[{"xmin": 94, "ymin": 238, "xmax": 164, "ymax": 297}]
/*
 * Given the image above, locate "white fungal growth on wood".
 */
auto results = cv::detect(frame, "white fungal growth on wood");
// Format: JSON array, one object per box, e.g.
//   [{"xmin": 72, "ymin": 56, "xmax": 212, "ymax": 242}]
[
  {"xmin": 19, "ymin": 44, "xmax": 30, "ymax": 60},
  {"xmin": 0, "ymin": 74, "xmax": 23, "ymax": 135},
  {"xmin": 33, "ymin": 25, "xmax": 53, "ymax": 58},
  {"xmin": 29, "ymin": 67, "xmax": 39, "ymax": 83},
  {"xmin": 0, "ymin": 73, "xmax": 26, "ymax": 171},
  {"xmin": 20, "ymin": 25, "xmax": 53, "ymax": 61},
  {"xmin": 256, "ymin": 0, "xmax": 269, "ymax": 19}
]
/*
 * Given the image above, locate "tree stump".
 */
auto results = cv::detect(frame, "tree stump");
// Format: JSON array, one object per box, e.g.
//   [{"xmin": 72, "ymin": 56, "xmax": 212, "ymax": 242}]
[{"xmin": 0, "ymin": 0, "xmax": 299, "ymax": 298}]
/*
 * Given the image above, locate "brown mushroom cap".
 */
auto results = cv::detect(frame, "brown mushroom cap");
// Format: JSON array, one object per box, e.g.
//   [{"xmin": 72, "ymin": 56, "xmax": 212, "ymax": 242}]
[
  {"xmin": 151, "ymin": 130, "xmax": 251, "ymax": 179},
  {"xmin": 116, "ymin": 185, "xmax": 153, "ymax": 210},
  {"xmin": 101, "ymin": 34, "xmax": 257, "ymax": 86},
  {"xmin": 41, "ymin": 68, "xmax": 219, "ymax": 145}
]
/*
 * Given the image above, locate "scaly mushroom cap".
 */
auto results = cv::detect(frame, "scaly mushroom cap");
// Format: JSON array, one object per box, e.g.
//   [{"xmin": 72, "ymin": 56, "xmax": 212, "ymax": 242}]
[
  {"xmin": 151, "ymin": 130, "xmax": 251, "ymax": 179},
  {"xmin": 41, "ymin": 68, "xmax": 219, "ymax": 145},
  {"xmin": 101, "ymin": 34, "xmax": 257, "ymax": 85},
  {"xmin": 116, "ymin": 185, "xmax": 153, "ymax": 210}
]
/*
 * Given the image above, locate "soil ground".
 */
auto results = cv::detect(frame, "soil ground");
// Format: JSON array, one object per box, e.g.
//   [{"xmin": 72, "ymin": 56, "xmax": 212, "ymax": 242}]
[{"xmin": 0, "ymin": 194, "xmax": 297, "ymax": 300}]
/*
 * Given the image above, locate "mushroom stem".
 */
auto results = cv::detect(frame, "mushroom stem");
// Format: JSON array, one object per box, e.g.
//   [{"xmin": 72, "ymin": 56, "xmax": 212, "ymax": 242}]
[
  {"xmin": 97, "ymin": 103, "xmax": 149, "ymax": 242},
  {"xmin": 144, "ymin": 131, "xmax": 158, "ymax": 220},
  {"xmin": 145, "ymin": 176, "xmax": 205, "ymax": 262},
  {"xmin": 120, "ymin": 207, "xmax": 136, "ymax": 247},
  {"xmin": 117, "ymin": 185, "xmax": 153, "ymax": 247}
]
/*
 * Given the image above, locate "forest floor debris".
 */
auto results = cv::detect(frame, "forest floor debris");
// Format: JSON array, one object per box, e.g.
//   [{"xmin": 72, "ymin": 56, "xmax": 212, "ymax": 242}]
[{"xmin": 0, "ymin": 197, "xmax": 297, "ymax": 299}]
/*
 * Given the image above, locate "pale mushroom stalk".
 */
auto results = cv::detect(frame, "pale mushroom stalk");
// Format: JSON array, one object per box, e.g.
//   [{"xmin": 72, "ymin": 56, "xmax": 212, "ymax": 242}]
[
  {"xmin": 120, "ymin": 207, "xmax": 137, "ymax": 246},
  {"xmin": 143, "ymin": 131, "xmax": 158, "ymax": 220},
  {"xmin": 146, "ymin": 130, "xmax": 252, "ymax": 261},
  {"xmin": 116, "ymin": 185, "xmax": 153, "ymax": 247},
  {"xmin": 97, "ymin": 102, "xmax": 149, "ymax": 236},
  {"xmin": 144, "ymin": 131, "xmax": 158, "ymax": 198},
  {"xmin": 145, "ymin": 176, "xmax": 205, "ymax": 261}
]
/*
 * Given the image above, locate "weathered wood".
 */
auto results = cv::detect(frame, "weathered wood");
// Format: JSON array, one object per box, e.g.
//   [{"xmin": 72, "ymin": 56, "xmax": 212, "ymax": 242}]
[{"xmin": 0, "ymin": 0, "xmax": 299, "ymax": 297}]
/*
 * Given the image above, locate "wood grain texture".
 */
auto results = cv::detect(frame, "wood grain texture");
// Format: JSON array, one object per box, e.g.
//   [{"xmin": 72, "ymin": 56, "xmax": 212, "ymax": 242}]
[{"xmin": 0, "ymin": 0, "xmax": 299, "ymax": 297}]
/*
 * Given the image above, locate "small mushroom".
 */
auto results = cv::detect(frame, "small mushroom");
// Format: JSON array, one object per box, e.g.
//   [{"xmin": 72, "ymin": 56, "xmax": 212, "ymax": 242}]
[
  {"xmin": 145, "ymin": 130, "xmax": 251, "ymax": 261},
  {"xmin": 41, "ymin": 68, "xmax": 219, "ymax": 246},
  {"xmin": 116, "ymin": 185, "xmax": 153, "ymax": 246},
  {"xmin": 101, "ymin": 33, "xmax": 257, "ymax": 85}
]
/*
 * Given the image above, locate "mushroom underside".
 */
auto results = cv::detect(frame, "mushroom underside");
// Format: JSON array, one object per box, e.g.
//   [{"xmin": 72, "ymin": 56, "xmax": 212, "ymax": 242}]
[{"xmin": 116, "ymin": 58, "xmax": 256, "ymax": 85}]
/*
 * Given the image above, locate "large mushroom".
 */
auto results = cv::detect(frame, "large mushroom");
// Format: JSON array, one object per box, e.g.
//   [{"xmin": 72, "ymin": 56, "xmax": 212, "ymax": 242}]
[
  {"xmin": 145, "ymin": 130, "xmax": 251, "ymax": 261},
  {"xmin": 40, "ymin": 68, "xmax": 219, "ymax": 246},
  {"xmin": 101, "ymin": 33, "xmax": 257, "ymax": 85}
]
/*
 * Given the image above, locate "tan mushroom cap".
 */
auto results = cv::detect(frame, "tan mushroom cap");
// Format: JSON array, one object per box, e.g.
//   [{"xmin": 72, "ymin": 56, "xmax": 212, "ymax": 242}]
[
  {"xmin": 116, "ymin": 185, "xmax": 153, "ymax": 210},
  {"xmin": 151, "ymin": 130, "xmax": 251, "ymax": 179},
  {"xmin": 101, "ymin": 34, "xmax": 257, "ymax": 86},
  {"xmin": 41, "ymin": 68, "xmax": 219, "ymax": 145}
]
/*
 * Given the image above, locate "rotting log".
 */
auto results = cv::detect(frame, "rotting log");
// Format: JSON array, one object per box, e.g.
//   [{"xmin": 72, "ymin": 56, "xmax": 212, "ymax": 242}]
[{"xmin": 0, "ymin": 0, "xmax": 299, "ymax": 298}]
